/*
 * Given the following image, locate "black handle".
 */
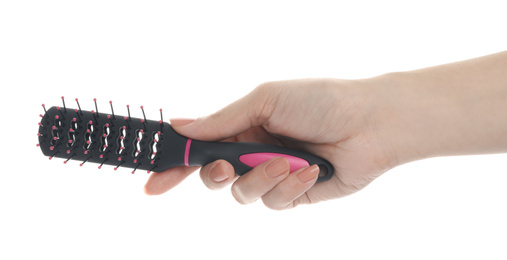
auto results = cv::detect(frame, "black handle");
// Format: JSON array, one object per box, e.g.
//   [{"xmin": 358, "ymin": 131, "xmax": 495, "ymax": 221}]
[{"xmin": 187, "ymin": 140, "xmax": 333, "ymax": 183}]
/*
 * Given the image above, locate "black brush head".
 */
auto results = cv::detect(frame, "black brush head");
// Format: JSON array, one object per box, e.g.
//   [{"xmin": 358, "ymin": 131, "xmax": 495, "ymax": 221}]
[{"xmin": 38, "ymin": 100, "xmax": 188, "ymax": 173}]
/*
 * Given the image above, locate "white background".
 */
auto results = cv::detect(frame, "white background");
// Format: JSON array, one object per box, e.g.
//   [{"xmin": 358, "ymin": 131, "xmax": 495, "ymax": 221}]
[{"xmin": 1, "ymin": 1, "xmax": 506, "ymax": 259}]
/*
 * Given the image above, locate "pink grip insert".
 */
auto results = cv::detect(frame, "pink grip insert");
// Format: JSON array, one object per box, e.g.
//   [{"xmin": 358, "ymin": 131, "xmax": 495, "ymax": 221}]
[{"xmin": 239, "ymin": 152, "xmax": 310, "ymax": 173}]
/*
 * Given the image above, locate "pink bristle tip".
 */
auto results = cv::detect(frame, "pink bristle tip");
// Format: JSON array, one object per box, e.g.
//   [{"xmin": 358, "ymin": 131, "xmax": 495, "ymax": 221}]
[
  {"xmin": 56, "ymin": 106, "xmax": 60, "ymax": 110},
  {"xmin": 98, "ymin": 166, "xmax": 102, "ymax": 169},
  {"xmin": 118, "ymin": 157, "xmax": 122, "ymax": 161}
]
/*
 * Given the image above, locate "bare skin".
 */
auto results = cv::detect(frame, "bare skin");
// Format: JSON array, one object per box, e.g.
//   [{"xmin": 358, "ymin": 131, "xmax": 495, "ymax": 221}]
[{"xmin": 144, "ymin": 51, "xmax": 507, "ymax": 210}]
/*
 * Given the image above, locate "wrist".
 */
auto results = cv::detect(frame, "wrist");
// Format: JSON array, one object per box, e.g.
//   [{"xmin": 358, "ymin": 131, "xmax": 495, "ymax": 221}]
[
  {"xmin": 365, "ymin": 53, "xmax": 507, "ymax": 166},
  {"xmin": 360, "ymin": 71, "xmax": 466, "ymax": 166}
]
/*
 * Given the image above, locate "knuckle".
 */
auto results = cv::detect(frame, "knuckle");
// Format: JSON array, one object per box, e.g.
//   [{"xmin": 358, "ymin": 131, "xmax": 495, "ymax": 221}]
[
  {"xmin": 248, "ymin": 82, "xmax": 280, "ymax": 126},
  {"xmin": 255, "ymin": 81, "xmax": 277, "ymax": 93}
]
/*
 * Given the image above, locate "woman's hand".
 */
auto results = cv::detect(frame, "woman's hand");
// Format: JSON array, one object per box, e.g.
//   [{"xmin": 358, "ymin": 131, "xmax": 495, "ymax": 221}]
[
  {"xmin": 144, "ymin": 51, "xmax": 507, "ymax": 210},
  {"xmin": 144, "ymin": 78, "xmax": 397, "ymax": 209}
]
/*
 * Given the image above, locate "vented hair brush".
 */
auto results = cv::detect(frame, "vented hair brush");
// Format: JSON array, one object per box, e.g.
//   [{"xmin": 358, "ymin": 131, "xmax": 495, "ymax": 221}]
[{"xmin": 37, "ymin": 97, "xmax": 334, "ymax": 182}]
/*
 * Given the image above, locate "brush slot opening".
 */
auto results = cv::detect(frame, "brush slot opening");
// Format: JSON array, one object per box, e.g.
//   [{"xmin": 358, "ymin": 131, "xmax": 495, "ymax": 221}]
[
  {"xmin": 149, "ymin": 132, "xmax": 160, "ymax": 160},
  {"xmin": 51, "ymin": 118, "xmax": 61, "ymax": 145},
  {"xmin": 99, "ymin": 124, "xmax": 110, "ymax": 153},
  {"xmin": 67, "ymin": 121, "xmax": 77, "ymax": 147},
  {"xmin": 132, "ymin": 129, "xmax": 143, "ymax": 157},
  {"xmin": 116, "ymin": 127, "xmax": 127, "ymax": 155},
  {"xmin": 83, "ymin": 122, "xmax": 94, "ymax": 150}
]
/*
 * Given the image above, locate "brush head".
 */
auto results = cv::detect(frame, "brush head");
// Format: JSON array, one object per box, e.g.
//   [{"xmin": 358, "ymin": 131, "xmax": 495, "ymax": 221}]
[{"xmin": 38, "ymin": 102, "xmax": 187, "ymax": 173}]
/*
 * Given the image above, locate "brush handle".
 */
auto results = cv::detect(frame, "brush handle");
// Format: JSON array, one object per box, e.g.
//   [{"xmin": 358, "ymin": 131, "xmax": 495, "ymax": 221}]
[{"xmin": 186, "ymin": 139, "xmax": 333, "ymax": 183}]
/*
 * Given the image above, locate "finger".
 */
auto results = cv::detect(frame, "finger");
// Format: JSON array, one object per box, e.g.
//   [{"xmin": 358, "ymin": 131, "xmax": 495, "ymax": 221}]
[
  {"xmin": 231, "ymin": 157, "xmax": 290, "ymax": 205},
  {"xmin": 199, "ymin": 160, "xmax": 237, "ymax": 190},
  {"xmin": 144, "ymin": 166, "xmax": 200, "ymax": 195},
  {"xmin": 170, "ymin": 85, "xmax": 279, "ymax": 141},
  {"xmin": 261, "ymin": 165, "xmax": 320, "ymax": 210}
]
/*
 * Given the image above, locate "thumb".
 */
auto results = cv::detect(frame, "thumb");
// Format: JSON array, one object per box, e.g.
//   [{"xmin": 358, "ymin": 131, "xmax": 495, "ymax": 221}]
[{"xmin": 170, "ymin": 86, "xmax": 277, "ymax": 141}]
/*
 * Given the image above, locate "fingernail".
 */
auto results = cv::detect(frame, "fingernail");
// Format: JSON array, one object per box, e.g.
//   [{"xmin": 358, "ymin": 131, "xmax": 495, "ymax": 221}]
[
  {"xmin": 265, "ymin": 158, "xmax": 289, "ymax": 178},
  {"xmin": 297, "ymin": 165, "xmax": 319, "ymax": 183},
  {"xmin": 210, "ymin": 162, "xmax": 229, "ymax": 183},
  {"xmin": 169, "ymin": 118, "xmax": 195, "ymax": 126}
]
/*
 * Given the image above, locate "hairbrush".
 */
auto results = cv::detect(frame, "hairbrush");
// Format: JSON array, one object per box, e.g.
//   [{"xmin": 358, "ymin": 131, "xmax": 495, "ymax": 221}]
[{"xmin": 37, "ymin": 97, "xmax": 334, "ymax": 182}]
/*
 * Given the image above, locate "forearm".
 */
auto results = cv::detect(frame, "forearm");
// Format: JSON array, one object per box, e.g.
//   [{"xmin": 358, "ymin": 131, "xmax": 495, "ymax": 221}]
[{"xmin": 368, "ymin": 51, "xmax": 507, "ymax": 164}]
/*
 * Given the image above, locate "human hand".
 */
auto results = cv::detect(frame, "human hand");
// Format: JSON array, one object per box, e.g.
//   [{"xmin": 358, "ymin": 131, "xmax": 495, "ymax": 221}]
[
  {"xmin": 144, "ymin": 51, "xmax": 507, "ymax": 209},
  {"xmin": 144, "ymin": 78, "xmax": 398, "ymax": 209}
]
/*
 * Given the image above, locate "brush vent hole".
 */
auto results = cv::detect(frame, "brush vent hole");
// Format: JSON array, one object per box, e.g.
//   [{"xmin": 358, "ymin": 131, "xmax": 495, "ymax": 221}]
[
  {"xmin": 83, "ymin": 122, "xmax": 94, "ymax": 150},
  {"xmin": 149, "ymin": 132, "xmax": 160, "ymax": 160},
  {"xmin": 67, "ymin": 121, "xmax": 77, "ymax": 147},
  {"xmin": 100, "ymin": 124, "xmax": 111, "ymax": 153},
  {"xmin": 116, "ymin": 127, "xmax": 127, "ymax": 155},
  {"xmin": 132, "ymin": 130, "xmax": 143, "ymax": 157},
  {"xmin": 51, "ymin": 118, "xmax": 61, "ymax": 145}
]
